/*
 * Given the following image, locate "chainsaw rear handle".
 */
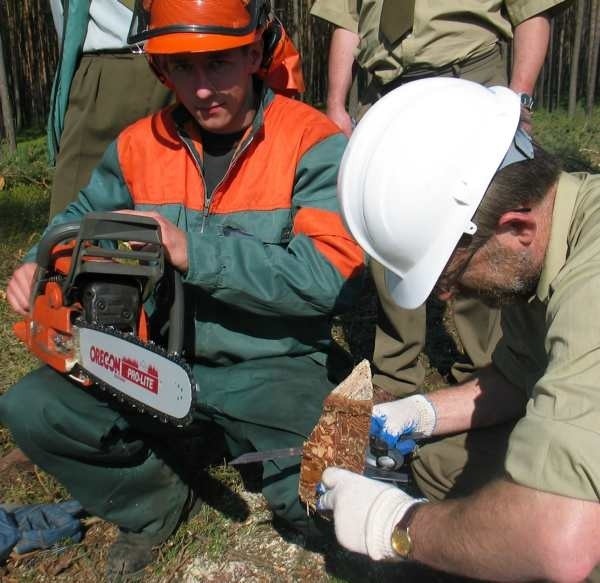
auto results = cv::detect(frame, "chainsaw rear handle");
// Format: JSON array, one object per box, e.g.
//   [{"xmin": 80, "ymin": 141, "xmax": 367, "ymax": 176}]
[{"xmin": 32, "ymin": 213, "xmax": 185, "ymax": 355}]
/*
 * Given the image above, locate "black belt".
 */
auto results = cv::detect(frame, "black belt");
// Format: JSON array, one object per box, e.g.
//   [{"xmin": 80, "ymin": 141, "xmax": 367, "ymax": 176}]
[
  {"xmin": 380, "ymin": 44, "xmax": 502, "ymax": 95},
  {"xmin": 84, "ymin": 47, "xmax": 143, "ymax": 56}
]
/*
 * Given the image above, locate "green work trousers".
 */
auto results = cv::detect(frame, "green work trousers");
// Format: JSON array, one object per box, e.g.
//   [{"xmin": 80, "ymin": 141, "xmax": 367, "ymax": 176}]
[
  {"xmin": 0, "ymin": 355, "xmax": 334, "ymax": 543},
  {"xmin": 50, "ymin": 53, "xmax": 173, "ymax": 218},
  {"xmin": 367, "ymin": 44, "xmax": 508, "ymax": 394}
]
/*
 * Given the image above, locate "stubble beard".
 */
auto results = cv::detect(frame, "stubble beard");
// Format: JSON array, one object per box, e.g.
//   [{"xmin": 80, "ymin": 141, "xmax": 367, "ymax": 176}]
[{"xmin": 458, "ymin": 243, "xmax": 542, "ymax": 307}]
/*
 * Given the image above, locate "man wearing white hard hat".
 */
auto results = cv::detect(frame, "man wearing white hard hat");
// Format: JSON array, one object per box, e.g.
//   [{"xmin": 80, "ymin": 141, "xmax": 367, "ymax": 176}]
[{"xmin": 318, "ymin": 77, "xmax": 600, "ymax": 581}]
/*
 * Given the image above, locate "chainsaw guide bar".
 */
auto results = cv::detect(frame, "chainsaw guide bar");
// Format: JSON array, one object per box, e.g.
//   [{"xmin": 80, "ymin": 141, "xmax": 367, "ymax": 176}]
[{"xmin": 74, "ymin": 320, "xmax": 197, "ymax": 427}]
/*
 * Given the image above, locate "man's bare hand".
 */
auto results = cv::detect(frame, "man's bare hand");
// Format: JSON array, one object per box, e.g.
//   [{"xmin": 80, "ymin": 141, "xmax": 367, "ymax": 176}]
[
  {"xmin": 327, "ymin": 106, "xmax": 354, "ymax": 137},
  {"xmin": 7, "ymin": 262, "xmax": 37, "ymax": 315},
  {"xmin": 114, "ymin": 210, "xmax": 189, "ymax": 272}
]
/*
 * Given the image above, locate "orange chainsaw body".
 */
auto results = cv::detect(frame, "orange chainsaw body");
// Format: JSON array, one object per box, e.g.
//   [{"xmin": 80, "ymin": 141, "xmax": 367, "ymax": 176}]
[
  {"xmin": 13, "ymin": 240, "xmax": 149, "ymax": 383},
  {"xmin": 10, "ymin": 213, "xmax": 196, "ymax": 425}
]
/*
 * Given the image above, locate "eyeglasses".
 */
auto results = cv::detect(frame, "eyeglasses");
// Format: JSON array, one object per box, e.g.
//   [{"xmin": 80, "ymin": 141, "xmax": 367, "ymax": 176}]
[
  {"xmin": 436, "ymin": 207, "xmax": 532, "ymax": 295},
  {"xmin": 436, "ymin": 241, "xmax": 478, "ymax": 295}
]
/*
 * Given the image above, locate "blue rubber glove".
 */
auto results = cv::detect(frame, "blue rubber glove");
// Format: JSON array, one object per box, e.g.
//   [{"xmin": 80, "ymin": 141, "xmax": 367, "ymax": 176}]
[
  {"xmin": 370, "ymin": 394, "xmax": 437, "ymax": 453},
  {"xmin": 0, "ymin": 510, "xmax": 19, "ymax": 562},
  {"xmin": 0, "ymin": 500, "xmax": 84, "ymax": 560}
]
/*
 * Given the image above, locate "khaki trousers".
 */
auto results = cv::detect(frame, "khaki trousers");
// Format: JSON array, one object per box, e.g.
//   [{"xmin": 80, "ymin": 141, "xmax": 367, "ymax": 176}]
[
  {"xmin": 50, "ymin": 53, "xmax": 173, "ymax": 217},
  {"xmin": 367, "ymin": 44, "xmax": 508, "ymax": 394},
  {"xmin": 410, "ymin": 422, "xmax": 515, "ymax": 502}
]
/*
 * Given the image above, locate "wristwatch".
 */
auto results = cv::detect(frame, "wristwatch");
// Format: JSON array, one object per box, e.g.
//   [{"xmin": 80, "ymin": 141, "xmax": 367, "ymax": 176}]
[
  {"xmin": 519, "ymin": 92, "xmax": 535, "ymax": 112},
  {"xmin": 390, "ymin": 501, "xmax": 425, "ymax": 559}
]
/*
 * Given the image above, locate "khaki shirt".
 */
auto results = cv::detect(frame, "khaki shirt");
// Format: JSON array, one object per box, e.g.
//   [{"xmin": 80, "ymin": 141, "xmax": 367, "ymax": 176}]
[
  {"xmin": 494, "ymin": 172, "xmax": 600, "ymax": 502},
  {"xmin": 311, "ymin": 0, "xmax": 562, "ymax": 85}
]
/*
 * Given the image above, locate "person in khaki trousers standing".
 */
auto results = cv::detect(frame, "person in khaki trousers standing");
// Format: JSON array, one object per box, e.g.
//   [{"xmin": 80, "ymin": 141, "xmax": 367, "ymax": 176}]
[
  {"xmin": 311, "ymin": 0, "xmax": 564, "ymax": 395},
  {"xmin": 47, "ymin": 0, "xmax": 173, "ymax": 217}
]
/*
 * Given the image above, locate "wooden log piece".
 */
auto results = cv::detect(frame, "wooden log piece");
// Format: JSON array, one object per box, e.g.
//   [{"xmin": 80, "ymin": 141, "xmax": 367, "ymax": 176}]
[{"xmin": 298, "ymin": 359, "xmax": 373, "ymax": 511}]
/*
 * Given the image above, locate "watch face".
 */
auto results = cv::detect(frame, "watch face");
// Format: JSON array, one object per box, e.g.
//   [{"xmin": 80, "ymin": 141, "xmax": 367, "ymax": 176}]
[
  {"xmin": 520, "ymin": 93, "xmax": 534, "ymax": 111},
  {"xmin": 391, "ymin": 525, "xmax": 412, "ymax": 558}
]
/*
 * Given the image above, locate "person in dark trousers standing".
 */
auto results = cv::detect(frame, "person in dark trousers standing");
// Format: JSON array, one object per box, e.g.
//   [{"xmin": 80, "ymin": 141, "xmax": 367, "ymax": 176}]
[{"xmin": 47, "ymin": 0, "xmax": 173, "ymax": 217}]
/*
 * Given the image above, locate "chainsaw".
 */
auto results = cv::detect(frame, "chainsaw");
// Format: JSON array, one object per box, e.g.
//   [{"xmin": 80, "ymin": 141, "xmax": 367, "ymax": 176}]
[{"xmin": 13, "ymin": 212, "xmax": 197, "ymax": 426}]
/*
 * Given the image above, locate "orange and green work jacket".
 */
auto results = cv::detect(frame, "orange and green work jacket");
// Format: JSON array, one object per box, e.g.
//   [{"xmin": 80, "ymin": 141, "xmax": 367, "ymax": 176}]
[{"xmin": 30, "ymin": 87, "xmax": 366, "ymax": 366}]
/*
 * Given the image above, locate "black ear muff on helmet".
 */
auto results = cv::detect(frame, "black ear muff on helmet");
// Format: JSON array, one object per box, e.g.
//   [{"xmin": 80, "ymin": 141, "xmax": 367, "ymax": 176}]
[
  {"xmin": 256, "ymin": 0, "xmax": 271, "ymax": 30},
  {"xmin": 261, "ymin": 16, "xmax": 282, "ymax": 70}
]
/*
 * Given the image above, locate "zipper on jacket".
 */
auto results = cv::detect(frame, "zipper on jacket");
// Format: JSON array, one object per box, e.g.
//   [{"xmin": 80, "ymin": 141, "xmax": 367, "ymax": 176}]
[
  {"xmin": 204, "ymin": 134, "xmax": 255, "ymax": 230},
  {"xmin": 175, "ymin": 126, "xmax": 209, "ymax": 232},
  {"xmin": 175, "ymin": 116, "xmax": 255, "ymax": 234}
]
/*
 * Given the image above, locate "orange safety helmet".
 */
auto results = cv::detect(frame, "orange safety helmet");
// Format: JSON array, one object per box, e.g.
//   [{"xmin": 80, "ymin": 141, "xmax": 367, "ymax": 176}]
[
  {"xmin": 128, "ymin": 0, "xmax": 270, "ymax": 54},
  {"xmin": 129, "ymin": 0, "xmax": 305, "ymax": 95}
]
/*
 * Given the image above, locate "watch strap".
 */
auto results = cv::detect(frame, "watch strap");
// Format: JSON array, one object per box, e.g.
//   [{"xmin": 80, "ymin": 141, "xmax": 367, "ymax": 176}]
[
  {"xmin": 519, "ymin": 92, "xmax": 535, "ymax": 112},
  {"xmin": 391, "ymin": 500, "xmax": 426, "ymax": 559}
]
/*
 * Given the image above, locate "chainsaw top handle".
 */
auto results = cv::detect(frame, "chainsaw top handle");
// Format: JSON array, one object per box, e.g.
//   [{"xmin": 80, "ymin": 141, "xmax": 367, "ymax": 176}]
[{"xmin": 34, "ymin": 212, "xmax": 185, "ymax": 355}]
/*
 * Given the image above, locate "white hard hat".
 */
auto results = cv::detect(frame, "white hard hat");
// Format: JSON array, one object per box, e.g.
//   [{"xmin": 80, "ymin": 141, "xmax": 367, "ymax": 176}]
[{"xmin": 338, "ymin": 77, "xmax": 522, "ymax": 309}]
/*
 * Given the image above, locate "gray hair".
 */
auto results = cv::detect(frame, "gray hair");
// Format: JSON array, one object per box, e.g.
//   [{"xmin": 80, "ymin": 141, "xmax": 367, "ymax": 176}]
[{"xmin": 462, "ymin": 143, "xmax": 562, "ymax": 252}]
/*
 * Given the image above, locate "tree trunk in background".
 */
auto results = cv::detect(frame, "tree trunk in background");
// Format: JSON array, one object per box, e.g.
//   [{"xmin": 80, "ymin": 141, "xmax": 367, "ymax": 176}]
[
  {"xmin": 586, "ymin": 0, "xmax": 598, "ymax": 113},
  {"xmin": 0, "ymin": 0, "xmax": 58, "ymax": 132},
  {"xmin": 272, "ymin": 0, "xmax": 331, "ymax": 106},
  {"xmin": 556, "ymin": 23, "xmax": 565, "ymax": 109},
  {"xmin": 569, "ymin": 0, "xmax": 585, "ymax": 117},
  {"xmin": 586, "ymin": 0, "xmax": 600, "ymax": 115},
  {"xmin": 0, "ymin": 30, "xmax": 17, "ymax": 151},
  {"xmin": 0, "ymin": 0, "xmax": 598, "ymax": 130},
  {"xmin": 545, "ymin": 19, "xmax": 554, "ymax": 110},
  {"xmin": 538, "ymin": 60, "xmax": 546, "ymax": 109}
]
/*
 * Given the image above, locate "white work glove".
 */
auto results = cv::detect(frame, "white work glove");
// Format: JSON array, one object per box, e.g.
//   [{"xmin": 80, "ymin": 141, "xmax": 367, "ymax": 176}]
[
  {"xmin": 317, "ymin": 467, "xmax": 426, "ymax": 560},
  {"xmin": 371, "ymin": 394, "xmax": 437, "ymax": 453}
]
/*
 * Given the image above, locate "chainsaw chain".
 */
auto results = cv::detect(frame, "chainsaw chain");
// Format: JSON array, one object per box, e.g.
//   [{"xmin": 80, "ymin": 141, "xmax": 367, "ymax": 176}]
[{"xmin": 74, "ymin": 319, "xmax": 197, "ymax": 428}]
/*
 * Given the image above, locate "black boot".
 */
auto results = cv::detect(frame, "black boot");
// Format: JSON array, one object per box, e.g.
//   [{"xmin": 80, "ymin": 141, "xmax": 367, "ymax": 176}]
[
  {"xmin": 105, "ymin": 488, "xmax": 202, "ymax": 580},
  {"xmin": 105, "ymin": 530, "xmax": 156, "ymax": 580}
]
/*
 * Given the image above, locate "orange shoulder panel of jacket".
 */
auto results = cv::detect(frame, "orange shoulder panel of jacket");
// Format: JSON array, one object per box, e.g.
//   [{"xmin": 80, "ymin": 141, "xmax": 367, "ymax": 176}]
[
  {"xmin": 293, "ymin": 207, "xmax": 365, "ymax": 279},
  {"xmin": 265, "ymin": 94, "xmax": 343, "ymax": 160},
  {"xmin": 211, "ymin": 96, "xmax": 344, "ymax": 215},
  {"xmin": 117, "ymin": 106, "xmax": 206, "ymax": 211}
]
